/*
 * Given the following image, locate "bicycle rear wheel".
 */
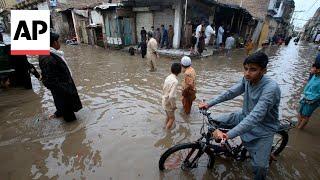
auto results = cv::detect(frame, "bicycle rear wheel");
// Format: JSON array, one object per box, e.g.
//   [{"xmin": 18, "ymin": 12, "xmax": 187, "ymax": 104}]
[
  {"xmin": 272, "ymin": 131, "xmax": 289, "ymax": 156},
  {"xmin": 159, "ymin": 142, "xmax": 215, "ymax": 171}
]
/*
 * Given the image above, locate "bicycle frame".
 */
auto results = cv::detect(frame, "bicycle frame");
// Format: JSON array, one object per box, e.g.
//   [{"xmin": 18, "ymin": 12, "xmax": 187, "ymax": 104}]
[
  {"xmin": 197, "ymin": 108, "xmax": 295, "ymax": 162},
  {"xmin": 195, "ymin": 109, "xmax": 245, "ymax": 161},
  {"xmin": 159, "ymin": 109, "xmax": 294, "ymax": 171}
]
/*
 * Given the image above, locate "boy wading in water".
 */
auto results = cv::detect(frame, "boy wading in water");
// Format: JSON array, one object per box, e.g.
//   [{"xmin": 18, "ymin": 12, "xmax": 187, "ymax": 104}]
[
  {"xmin": 162, "ymin": 63, "xmax": 182, "ymax": 129},
  {"xmin": 298, "ymin": 62, "xmax": 320, "ymax": 129},
  {"xmin": 181, "ymin": 56, "xmax": 196, "ymax": 114},
  {"xmin": 199, "ymin": 52, "xmax": 281, "ymax": 180}
]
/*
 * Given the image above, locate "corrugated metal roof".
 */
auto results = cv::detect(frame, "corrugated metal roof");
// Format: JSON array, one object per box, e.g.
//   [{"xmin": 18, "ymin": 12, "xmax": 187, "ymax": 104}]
[{"xmin": 94, "ymin": 3, "xmax": 123, "ymax": 10}]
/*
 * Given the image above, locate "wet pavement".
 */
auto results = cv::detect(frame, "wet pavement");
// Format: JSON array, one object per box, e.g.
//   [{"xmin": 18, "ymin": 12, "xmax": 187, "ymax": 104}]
[{"xmin": 0, "ymin": 41, "xmax": 319, "ymax": 179}]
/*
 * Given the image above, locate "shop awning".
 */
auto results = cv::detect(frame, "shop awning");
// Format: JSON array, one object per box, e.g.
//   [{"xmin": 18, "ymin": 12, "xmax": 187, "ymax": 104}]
[{"xmin": 94, "ymin": 3, "xmax": 123, "ymax": 10}]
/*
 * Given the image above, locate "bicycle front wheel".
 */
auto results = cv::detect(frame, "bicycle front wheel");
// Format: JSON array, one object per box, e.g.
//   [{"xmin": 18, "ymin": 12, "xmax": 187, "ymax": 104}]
[
  {"xmin": 272, "ymin": 131, "xmax": 289, "ymax": 156},
  {"xmin": 159, "ymin": 142, "xmax": 214, "ymax": 171}
]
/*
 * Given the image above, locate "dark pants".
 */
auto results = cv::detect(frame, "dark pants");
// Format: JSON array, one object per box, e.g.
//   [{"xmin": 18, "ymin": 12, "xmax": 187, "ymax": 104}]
[
  {"xmin": 52, "ymin": 90, "xmax": 77, "ymax": 122},
  {"xmin": 141, "ymin": 50, "xmax": 146, "ymax": 58},
  {"xmin": 161, "ymin": 37, "xmax": 168, "ymax": 48}
]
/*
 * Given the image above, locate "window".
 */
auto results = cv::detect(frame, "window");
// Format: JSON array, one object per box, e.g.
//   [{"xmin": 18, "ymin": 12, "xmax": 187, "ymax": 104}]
[{"xmin": 275, "ymin": 0, "xmax": 282, "ymax": 9}]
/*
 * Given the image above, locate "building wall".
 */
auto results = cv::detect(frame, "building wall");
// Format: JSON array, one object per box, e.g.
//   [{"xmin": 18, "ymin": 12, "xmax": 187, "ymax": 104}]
[
  {"xmin": 135, "ymin": 11, "xmax": 153, "ymax": 42},
  {"xmin": 0, "ymin": 0, "xmax": 16, "ymax": 9},
  {"xmin": 0, "ymin": 0, "xmax": 6, "ymax": 9},
  {"xmin": 72, "ymin": 10, "xmax": 89, "ymax": 44},
  {"xmin": 90, "ymin": 10, "xmax": 103, "ymax": 25},
  {"xmin": 258, "ymin": 18, "xmax": 271, "ymax": 47},
  {"xmin": 153, "ymin": 8, "xmax": 174, "ymax": 30},
  {"xmin": 268, "ymin": 18, "xmax": 278, "ymax": 38},
  {"xmin": 221, "ymin": 0, "xmax": 270, "ymax": 20}
]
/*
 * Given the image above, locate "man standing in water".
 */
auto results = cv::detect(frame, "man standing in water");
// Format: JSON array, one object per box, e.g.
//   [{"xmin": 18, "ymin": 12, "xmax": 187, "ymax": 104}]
[
  {"xmin": 147, "ymin": 32, "xmax": 159, "ymax": 72},
  {"xmin": 39, "ymin": 32, "xmax": 82, "ymax": 121},
  {"xmin": 199, "ymin": 52, "xmax": 281, "ymax": 180},
  {"xmin": 181, "ymin": 56, "xmax": 196, "ymax": 114},
  {"xmin": 140, "ymin": 27, "xmax": 147, "ymax": 42},
  {"xmin": 168, "ymin": 25, "xmax": 174, "ymax": 49},
  {"xmin": 217, "ymin": 23, "xmax": 225, "ymax": 47}
]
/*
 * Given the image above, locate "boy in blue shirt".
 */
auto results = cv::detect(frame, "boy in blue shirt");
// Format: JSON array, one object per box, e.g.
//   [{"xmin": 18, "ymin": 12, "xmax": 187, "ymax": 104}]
[
  {"xmin": 298, "ymin": 62, "xmax": 320, "ymax": 129},
  {"xmin": 199, "ymin": 52, "xmax": 281, "ymax": 180}
]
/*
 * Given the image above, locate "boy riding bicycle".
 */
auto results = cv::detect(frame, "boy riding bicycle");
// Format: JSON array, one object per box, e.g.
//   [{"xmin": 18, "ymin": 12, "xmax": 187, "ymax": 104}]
[{"xmin": 199, "ymin": 52, "xmax": 281, "ymax": 180}]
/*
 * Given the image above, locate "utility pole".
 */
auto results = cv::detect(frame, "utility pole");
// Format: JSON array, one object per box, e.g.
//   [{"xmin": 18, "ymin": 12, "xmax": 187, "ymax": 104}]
[{"xmin": 184, "ymin": 0, "xmax": 188, "ymax": 25}]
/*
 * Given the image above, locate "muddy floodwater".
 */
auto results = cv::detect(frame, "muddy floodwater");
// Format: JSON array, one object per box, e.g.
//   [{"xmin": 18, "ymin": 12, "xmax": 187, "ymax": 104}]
[{"xmin": 0, "ymin": 41, "xmax": 319, "ymax": 179}]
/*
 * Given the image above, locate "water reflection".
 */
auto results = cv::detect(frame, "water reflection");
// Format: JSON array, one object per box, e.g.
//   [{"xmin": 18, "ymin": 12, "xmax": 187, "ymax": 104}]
[{"xmin": 0, "ymin": 41, "xmax": 319, "ymax": 179}]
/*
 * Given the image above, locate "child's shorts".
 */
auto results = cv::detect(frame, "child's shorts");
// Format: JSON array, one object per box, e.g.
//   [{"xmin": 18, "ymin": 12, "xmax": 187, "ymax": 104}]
[
  {"xmin": 165, "ymin": 110, "xmax": 175, "ymax": 119},
  {"xmin": 299, "ymin": 99, "xmax": 320, "ymax": 117}
]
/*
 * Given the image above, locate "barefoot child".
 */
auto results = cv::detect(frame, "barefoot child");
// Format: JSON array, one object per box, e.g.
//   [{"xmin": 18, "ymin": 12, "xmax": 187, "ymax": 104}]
[
  {"xmin": 162, "ymin": 63, "xmax": 182, "ymax": 129},
  {"xmin": 298, "ymin": 62, "xmax": 320, "ymax": 129}
]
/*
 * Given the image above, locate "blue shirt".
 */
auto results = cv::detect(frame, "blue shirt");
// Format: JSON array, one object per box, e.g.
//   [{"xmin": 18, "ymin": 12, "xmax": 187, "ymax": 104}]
[
  {"xmin": 208, "ymin": 76, "xmax": 281, "ymax": 141},
  {"xmin": 162, "ymin": 29, "xmax": 168, "ymax": 38},
  {"xmin": 304, "ymin": 75, "xmax": 320, "ymax": 101}
]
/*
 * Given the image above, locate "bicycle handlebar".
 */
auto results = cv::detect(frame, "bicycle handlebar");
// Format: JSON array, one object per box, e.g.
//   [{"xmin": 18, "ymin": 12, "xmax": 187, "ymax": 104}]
[{"xmin": 199, "ymin": 108, "xmax": 220, "ymax": 128}]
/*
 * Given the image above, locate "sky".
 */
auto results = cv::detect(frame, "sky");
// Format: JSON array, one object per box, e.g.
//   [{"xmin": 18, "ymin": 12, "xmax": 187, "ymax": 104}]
[{"xmin": 293, "ymin": 0, "xmax": 320, "ymax": 28}]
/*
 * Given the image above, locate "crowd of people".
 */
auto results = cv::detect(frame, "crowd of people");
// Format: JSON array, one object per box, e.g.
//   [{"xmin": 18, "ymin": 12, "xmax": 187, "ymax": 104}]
[
  {"xmin": 134, "ymin": 21, "xmax": 294, "ymax": 59},
  {"xmin": 139, "ymin": 24, "xmax": 175, "ymax": 51}
]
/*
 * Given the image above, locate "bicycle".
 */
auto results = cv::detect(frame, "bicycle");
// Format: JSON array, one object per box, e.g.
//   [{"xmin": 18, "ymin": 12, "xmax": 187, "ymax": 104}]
[{"xmin": 159, "ymin": 108, "xmax": 296, "ymax": 171}]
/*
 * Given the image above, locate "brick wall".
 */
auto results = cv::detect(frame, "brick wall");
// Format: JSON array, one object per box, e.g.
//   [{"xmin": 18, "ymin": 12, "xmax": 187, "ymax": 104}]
[
  {"xmin": 219, "ymin": 0, "xmax": 270, "ymax": 20},
  {"xmin": 1, "ymin": 0, "xmax": 19, "ymax": 9}
]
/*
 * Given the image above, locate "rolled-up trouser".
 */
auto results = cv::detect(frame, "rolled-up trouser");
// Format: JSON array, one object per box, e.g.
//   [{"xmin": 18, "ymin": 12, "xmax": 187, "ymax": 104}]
[
  {"xmin": 148, "ymin": 56, "xmax": 156, "ymax": 71},
  {"xmin": 182, "ymin": 88, "xmax": 196, "ymax": 114}
]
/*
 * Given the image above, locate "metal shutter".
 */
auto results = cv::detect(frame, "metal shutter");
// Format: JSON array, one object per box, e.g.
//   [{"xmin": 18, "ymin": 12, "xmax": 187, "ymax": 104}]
[{"xmin": 136, "ymin": 12, "xmax": 153, "ymax": 42}]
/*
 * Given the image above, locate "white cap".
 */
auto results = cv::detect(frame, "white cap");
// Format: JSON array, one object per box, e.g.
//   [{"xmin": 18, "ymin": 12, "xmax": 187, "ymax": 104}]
[
  {"xmin": 318, "ymin": 46, "xmax": 320, "ymax": 51},
  {"xmin": 181, "ymin": 56, "xmax": 192, "ymax": 67}
]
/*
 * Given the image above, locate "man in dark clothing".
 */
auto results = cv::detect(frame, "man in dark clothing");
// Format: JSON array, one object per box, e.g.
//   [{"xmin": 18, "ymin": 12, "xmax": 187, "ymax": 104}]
[
  {"xmin": 0, "ymin": 33, "xmax": 3, "ymax": 43},
  {"xmin": 6, "ymin": 45, "xmax": 40, "ymax": 89},
  {"xmin": 160, "ymin": 25, "xmax": 168, "ymax": 48},
  {"xmin": 138, "ymin": 40, "xmax": 147, "ymax": 58},
  {"xmin": 198, "ymin": 31, "xmax": 205, "ymax": 55},
  {"xmin": 284, "ymin": 36, "xmax": 292, "ymax": 45},
  {"xmin": 39, "ymin": 32, "xmax": 82, "ymax": 122},
  {"xmin": 10, "ymin": 55, "xmax": 40, "ymax": 89},
  {"xmin": 168, "ymin": 25, "xmax": 174, "ymax": 48},
  {"xmin": 140, "ymin": 27, "xmax": 147, "ymax": 42}
]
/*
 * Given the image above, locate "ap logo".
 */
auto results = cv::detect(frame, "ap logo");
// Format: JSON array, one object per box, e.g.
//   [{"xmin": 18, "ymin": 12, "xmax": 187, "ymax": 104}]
[{"xmin": 11, "ymin": 10, "xmax": 50, "ymax": 55}]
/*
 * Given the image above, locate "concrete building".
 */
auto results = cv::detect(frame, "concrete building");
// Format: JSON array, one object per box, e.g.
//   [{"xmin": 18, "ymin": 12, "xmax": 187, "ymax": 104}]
[
  {"xmin": 128, "ymin": 0, "xmax": 182, "ymax": 48},
  {"xmin": 95, "ymin": 2, "xmax": 137, "ymax": 48},
  {"xmin": 130, "ymin": 0, "xmax": 259, "ymax": 49},
  {"xmin": 267, "ymin": 0, "xmax": 295, "ymax": 38},
  {"xmin": 302, "ymin": 7, "xmax": 320, "ymax": 42}
]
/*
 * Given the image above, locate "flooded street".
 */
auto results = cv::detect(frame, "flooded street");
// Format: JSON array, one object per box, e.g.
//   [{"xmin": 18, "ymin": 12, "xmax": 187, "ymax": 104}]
[{"xmin": 0, "ymin": 41, "xmax": 319, "ymax": 179}]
